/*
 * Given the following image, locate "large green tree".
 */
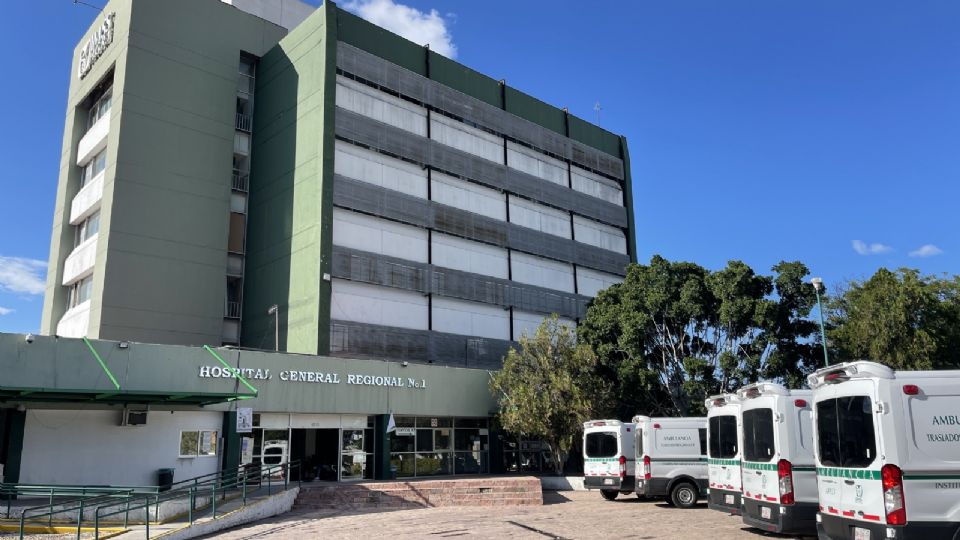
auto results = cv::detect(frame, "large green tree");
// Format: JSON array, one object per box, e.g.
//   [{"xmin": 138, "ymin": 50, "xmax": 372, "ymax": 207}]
[
  {"xmin": 579, "ymin": 255, "xmax": 822, "ymax": 417},
  {"xmin": 828, "ymin": 268, "xmax": 960, "ymax": 370},
  {"xmin": 489, "ymin": 315, "xmax": 600, "ymax": 475}
]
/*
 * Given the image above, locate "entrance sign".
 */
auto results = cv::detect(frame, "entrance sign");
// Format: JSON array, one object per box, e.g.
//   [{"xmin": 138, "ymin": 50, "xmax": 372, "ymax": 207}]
[
  {"xmin": 236, "ymin": 407, "xmax": 253, "ymax": 433},
  {"xmin": 395, "ymin": 427, "xmax": 416, "ymax": 436},
  {"xmin": 78, "ymin": 13, "xmax": 116, "ymax": 79}
]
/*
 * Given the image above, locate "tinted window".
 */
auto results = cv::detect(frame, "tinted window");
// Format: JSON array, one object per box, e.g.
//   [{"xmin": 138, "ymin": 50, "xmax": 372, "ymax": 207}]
[
  {"xmin": 709, "ymin": 415, "xmax": 738, "ymax": 458},
  {"xmin": 586, "ymin": 432, "xmax": 618, "ymax": 458},
  {"xmin": 743, "ymin": 408, "xmax": 775, "ymax": 462},
  {"xmin": 635, "ymin": 428, "xmax": 643, "ymax": 456},
  {"xmin": 816, "ymin": 396, "xmax": 876, "ymax": 468},
  {"xmin": 698, "ymin": 428, "xmax": 708, "ymax": 456}
]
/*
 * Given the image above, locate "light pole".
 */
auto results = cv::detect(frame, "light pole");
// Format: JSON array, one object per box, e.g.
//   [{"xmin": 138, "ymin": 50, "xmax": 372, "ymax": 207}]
[
  {"xmin": 267, "ymin": 304, "xmax": 279, "ymax": 352},
  {"xmin": 811, "ymin": 278, "xmax": 829, "ymax": 366}
]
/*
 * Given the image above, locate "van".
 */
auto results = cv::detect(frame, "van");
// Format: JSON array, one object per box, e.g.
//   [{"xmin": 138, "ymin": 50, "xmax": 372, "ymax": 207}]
[
  {"xmin": 808, "ymin": 361, "xmax": 960, "ymax": 540},
  {"xmin": 583, "ymin": 419, "xmax": 636, "ymax": 500},
  {"xmin": 706, "ymin": 393, "xmax": 743, "ymax": 515},
  {"xmin": 632, "ymin": 415, "xmax": 708, "ymax": 508},
  {"xmin": 738, "ymin": 382, "xmax": 818, "ymax": 535}
]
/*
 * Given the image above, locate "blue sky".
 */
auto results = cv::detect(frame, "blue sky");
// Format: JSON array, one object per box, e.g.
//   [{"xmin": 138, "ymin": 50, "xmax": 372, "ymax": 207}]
[{"xmin": 2, "ymin": 0, "xmax": 959, "ymax": 333}]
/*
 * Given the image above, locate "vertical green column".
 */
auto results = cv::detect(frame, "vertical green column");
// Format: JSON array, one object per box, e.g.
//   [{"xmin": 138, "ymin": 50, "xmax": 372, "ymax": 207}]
[
  {"xmin": 374, "ymin": 414, "xmax": 392, "ymax": 480},
  {"xmin": 1, "ymin": 410, "xmax": 26, "ymax": 486},
  {"xmin": 620, "ymin": 135, "xmax": 638, "ymax": 264},
  {"xmin": 488, "ymin": 419, "xmax": 504, "ymax": 474},
  {"xmin": 221, "ymin": 411, "xmax": 240, "ymax": 475}
]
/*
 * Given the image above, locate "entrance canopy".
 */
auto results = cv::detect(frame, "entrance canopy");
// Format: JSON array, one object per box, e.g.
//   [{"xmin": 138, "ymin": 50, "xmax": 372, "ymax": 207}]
[{"xmin": 0, "ymin": 333, "xmax": 257, "ymax": 406}]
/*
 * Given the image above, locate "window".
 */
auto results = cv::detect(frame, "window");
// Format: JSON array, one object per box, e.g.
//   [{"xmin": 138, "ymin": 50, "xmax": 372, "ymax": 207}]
[
  {"xmin": 67, "ymin": 275, "xmax": 94, "ymax": 308},
  {"xmin": 709, "ymin": 415, "xmax": 738, "ymax": 459},
  {"xmin": 585, "ymin": 432, "xmax": 618, "ymax": 458},
  {"xmin": 698, "ymin": 428, "xmax": 708, "ymax": 456},
  {"xmin": 816, "ymin": 396, "xmax": 876, "ymax": 468},
  {"xmin": 742, "ymin": 409, "xmax": 775, "ymax": 462},
  {"xmin": 87, "ymin": 86, "xmax": 112, "ymax": 129},
  {"xmin": 635, "ymin": 429, "xmax": 643, "ymax": 456},
  {"xmin": 80, "ymin": 150, "xmax": 107, "ymax": 188},
  {"xmin": 75, "ymin": 211, "xmax": 100, "ymax": 247},
  {"xmin": 179, "ymin": 430, "xmax": 218, "ymax": 457}
]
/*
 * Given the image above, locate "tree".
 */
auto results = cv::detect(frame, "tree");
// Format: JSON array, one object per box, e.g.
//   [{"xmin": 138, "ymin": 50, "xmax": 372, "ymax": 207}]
[
  {"xmin": 828, "ymin": 268, "xmax": 960, "ymax": 370},
  {"xmin": 489, "ymin": 315, "xmax": 599, "ymax": 475},
  {"xmin": 579, "ymin": 255, "xmax": 822, "ymax": 417}
]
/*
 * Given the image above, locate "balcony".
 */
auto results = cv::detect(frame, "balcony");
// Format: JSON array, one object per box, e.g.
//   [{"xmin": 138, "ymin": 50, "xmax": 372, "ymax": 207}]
[
  {"xmin": 77, "ymin": 114, "xmax": 109, "ymax": 167},
  {"xmin": 232, "ymin": 169, "xmax": 249, "ymax": 192},
  {"xmin": 62, "ymin": 235, "xmax": 98, "ymax": 286},
  {"xmin": 70, "ymin": 171, "xmax": 105, "ymax": 224},
  {"xmin": 235, "ymin": 113, "xmax": 252, "ymax": 133},
  {"xmin": 225, "ymin": 301, "xmax": 241, "ymax": 319},
  {"xmin": 56, "ymin": 300, "xmax": 91, "ymax": 338}
]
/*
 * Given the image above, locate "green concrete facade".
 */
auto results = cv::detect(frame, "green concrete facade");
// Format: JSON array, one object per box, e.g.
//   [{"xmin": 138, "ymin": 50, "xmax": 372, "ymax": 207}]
[{"xmin": 41, "ymin": 0, "xmax": 289, "ymax": 345}]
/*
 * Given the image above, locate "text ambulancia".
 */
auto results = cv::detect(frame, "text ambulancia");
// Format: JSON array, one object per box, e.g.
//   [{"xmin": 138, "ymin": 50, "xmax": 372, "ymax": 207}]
[
  {"xmin": 632, "ymin": 415, "xmax": 708, "ymax": 508},
  {"xmin": 582, "ymin": 419, "xmax": 636, "ymax": 500},
  {"xmin": 809, "ymin": 362, "xmax": 960, "ymax": 540}
]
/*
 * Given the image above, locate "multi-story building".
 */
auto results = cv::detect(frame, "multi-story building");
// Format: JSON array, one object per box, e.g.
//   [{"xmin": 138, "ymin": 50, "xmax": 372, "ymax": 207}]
[
  {"xmin": 9, "ymin": 0, "xmax": 635, "ymax": 487},
  {"xmin": 41, "ymin": 0, "xmax": 635, "ymax": 366}
]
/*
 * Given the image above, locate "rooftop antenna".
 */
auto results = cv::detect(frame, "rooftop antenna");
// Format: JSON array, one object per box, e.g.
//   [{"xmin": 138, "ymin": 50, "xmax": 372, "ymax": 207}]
[
  {"xmin": 594, "ymin": 102, "xmax": 602, "ymax": 127},
  {"xmin": 73, "ymin": 0, "xmax": 103, "ymax": 11}
]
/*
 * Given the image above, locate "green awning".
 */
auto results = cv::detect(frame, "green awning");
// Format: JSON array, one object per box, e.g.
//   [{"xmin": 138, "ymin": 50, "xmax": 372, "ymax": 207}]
[{"xmin": 0, "ymin": 386, "xmax": 254, "ymax": 406}]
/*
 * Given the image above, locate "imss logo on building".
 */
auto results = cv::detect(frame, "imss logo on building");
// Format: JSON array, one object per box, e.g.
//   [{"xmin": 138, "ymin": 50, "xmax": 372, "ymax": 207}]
[{"xmin": 78, "ymin": 13, "xmax": 115, "ymax": 79}]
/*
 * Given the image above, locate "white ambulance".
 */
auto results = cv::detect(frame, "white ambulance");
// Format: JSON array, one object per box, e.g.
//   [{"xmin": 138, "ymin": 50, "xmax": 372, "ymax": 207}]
[
  {"xmin": 632, "ymin": 415, "xmax": 708, "ymax": 508},
  {"xmin": 706, "ymin": 393, "xmax": 744, "ymax": 515},
  {"xmin": 808, "ymin": 361, "xmax": 960, "ymax": 540},
  {"xmin": 583, "ymin": 419, "xmax": 636, "ymax": 500},
  {"xmin": 738, "ymin": 382, "xmax": 818, "ymax": 535}
]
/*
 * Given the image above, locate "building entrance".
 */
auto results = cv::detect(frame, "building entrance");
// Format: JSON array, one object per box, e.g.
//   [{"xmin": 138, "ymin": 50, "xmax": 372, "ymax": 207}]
[{"xmin": 291, "ymin": 428, "xmax": 339, "ymax": 481}]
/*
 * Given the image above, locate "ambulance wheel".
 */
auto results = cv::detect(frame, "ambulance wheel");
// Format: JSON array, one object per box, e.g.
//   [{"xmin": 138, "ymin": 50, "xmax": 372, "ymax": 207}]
[
  {"xmin": 669, "ymin": 482, "xmax": 698, "ymax": 509},
  {"xmin": 600, "ymin": 489, "xmax": 618, "ymax": 501}
]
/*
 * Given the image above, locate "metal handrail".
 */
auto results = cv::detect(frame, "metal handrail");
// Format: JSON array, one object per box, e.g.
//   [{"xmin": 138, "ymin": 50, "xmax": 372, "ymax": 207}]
[
  {"xmin": 2, "ymin": 484, "xmax": 157, "ymax": 520},
  {"xmin": 232, "ymin": 169, "xmax": 249, "ymax": 192},
  {"xmin": 12, "ymin": 460, "xmax": 301, "ymax": 540},
  {"xmin": 235, "ymin": 113, "xmax": 252, "ymax": 132}
]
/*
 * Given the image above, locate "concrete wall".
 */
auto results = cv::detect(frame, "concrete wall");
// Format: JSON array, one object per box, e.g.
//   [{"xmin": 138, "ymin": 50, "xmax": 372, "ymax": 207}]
[{"xmin": 19, "ymin": 409, "xmax": 222, "ymax": 485}]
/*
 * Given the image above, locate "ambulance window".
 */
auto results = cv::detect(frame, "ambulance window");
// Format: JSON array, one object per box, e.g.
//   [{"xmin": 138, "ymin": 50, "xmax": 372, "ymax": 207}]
[
  {"xmin": 698, "ymin": 428, "xmax": 707, "ymax": 456},
  {"xmin": 635, "ymin": 428, "xmax": 643, "ymax": 456},
  {"xmin": 816, "ymin": 396, "xmax": 876, "ymax": 468},
  {"xmin": 743, "ymin": 408, "xmax": 775, "ymax": 462},
  {"xmin": 709, "ymin": 416, "xmax": 738, "ymax": 458},
  {"xmin": 586, "ymin": 432, "xmax": 618, "ymax": 458}
]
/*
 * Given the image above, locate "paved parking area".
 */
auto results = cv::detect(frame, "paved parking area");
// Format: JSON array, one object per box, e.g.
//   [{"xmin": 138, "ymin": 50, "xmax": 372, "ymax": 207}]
[{"xmin": 203, "ymin": 491, "xmax": 807, "ymax": 539}]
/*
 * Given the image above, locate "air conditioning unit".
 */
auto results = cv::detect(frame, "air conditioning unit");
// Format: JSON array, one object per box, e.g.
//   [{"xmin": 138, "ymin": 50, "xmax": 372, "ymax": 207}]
[{"xmin": 121, "ymin": 409, "xmax": 148, "ymax": 426}]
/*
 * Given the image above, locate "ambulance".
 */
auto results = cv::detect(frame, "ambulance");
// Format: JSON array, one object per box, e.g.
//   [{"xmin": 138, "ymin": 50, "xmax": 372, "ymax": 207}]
[
  {"xmin": 632, "ymin": 415, "xmax": 708, "ymax": 508},
  {"xmin": 808, "ymin": 361, "xmax": 960, "ymax": 540},
  {"xmin": 738, "ymin": 382, "xmax": 818, "ymax": 535},
  {"xmin": 582, "ymin": 419, "xmax": 636, "ymax": 500},
  {"xmin": 706, "ymin": 393, "xmax": 743, "ymax": 515}
]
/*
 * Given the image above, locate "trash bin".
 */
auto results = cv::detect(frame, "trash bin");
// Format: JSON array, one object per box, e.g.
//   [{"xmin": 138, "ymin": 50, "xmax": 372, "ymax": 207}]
[{"xmin": 158, "ymin": 468, "xmax": 175, "ymax": 492}]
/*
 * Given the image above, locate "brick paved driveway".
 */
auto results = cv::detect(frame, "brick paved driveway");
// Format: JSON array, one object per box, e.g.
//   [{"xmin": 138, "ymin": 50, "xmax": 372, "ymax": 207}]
[{"xmin": 203, "ymin": 491, "xmax": 808, "ymax": 539}]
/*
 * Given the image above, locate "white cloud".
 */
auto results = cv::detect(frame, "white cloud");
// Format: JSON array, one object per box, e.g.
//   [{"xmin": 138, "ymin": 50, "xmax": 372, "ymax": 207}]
[
  {"xmin": 909, "ymin": 244, "xmax": 943, "ymax": 258},
  {"xmin": 0, "ymin": 307, "xmax": 13, "ymax": 316},
  {"xmin": 0, "ymin": 256, "xmax": 47, "ymax": 295},
  {"xmin": 852, "ymin": 240, "xmax": 893, "ymax": 256},
  {"xmin": 343, "ymin": 0, "xmax": 457, "ymax": 58}
]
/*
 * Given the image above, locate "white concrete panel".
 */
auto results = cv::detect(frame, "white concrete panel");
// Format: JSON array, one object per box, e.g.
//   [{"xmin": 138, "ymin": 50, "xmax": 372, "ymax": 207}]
[
  {"xmin": 430, "ymin": 114, "xmax": 503, "ymax": 164},
  {"xmin": 512, "ymin": 310, "xmax": 576, "ymax": 340},
  {"xmin": 432, "ymin": 297, "xmax": 510, "ymax": 340},
  {"xmin": 572, "ymin": 166, "xmax": 624, "ymax": 206},
  {"xmin": 506, "ymin": 141, "xmax": 567, "ymax": 186},
  {"xmin": 19, "ymin": 409, "xmax": 223, "ymax": 485},
  {"xmin": 76, "ymin": 115, "xmax": 109, "ymax": 166},
  {"xmin": 56, "ymin": 300, "xmax": 90, "ymax": 338},
  {"xmin": 432, "ymin": 233, "xmax": 508, "ymax": 279},
  {"xmin": 332, "ymin": 208, "xmax": 428, "ymax": 263},
  {"xmin": 230, "ymin": 192, "xmax": 247, "ymax": 213},
  {"xmin": 331, "ymin": 279, "xmax": 428, "ymax": 330},
  {"xmin": 233, "ymin": 132, "xmax": 250, "ymax": 155},
  {"xmin": 508, "ymin": 197, "xmax": 571, "ymax": 239},
  {"xmin": 336, "ymin": 76, "xmax": 427, "ymax": 136},
  {"xmin": 576, "ymin": 267, "xmax": 624, "ymax": 298},
  {"xmin": 221, "ymin": 0, "xmax": 314, "ymax": 30},
  {"xmin": 510, "ymin": 252, "xmax": 574, "ymax": 293},
  {"xmin": 70, "ymin": 171, "xmax": 104, "ymax": 225},
  {"xmin": 430, "ymin": 172, "xmax": 506, "ymax": 221},
  {"xmin": 62, "ymin": 235, "xmax": 97, "ymax": 286},
  {"xmin": 334, "ymin": 140, "xmax": 427, "ymax": 198},
  {"xmin": 573, "ymin": 215, "xmax": 627, "ymax": 254}
]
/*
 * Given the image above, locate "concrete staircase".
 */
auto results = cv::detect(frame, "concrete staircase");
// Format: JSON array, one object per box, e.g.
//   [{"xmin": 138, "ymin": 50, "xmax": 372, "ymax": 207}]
[{"xmin": 294, "ymin": 476, "xmax": 543, "ymax": 510}]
